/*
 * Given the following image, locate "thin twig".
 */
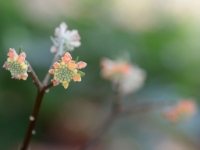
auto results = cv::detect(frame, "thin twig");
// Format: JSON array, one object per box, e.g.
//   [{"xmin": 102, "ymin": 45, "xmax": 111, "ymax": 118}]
[
  {"xmin": 42, "ymin": 54, "xmax": 59, "ymax": 85},
  {"xmin": 28, "ymin": 64, "xmax": 42, "ymax": 90},
  {"xmin": 80, "ymin": 83, "xmax": 122, "ymax": 150},
  {"xmin": 79, "ymin": 101, "xmax": 169, "ymax": 150},
  {"xmin": 42, "ymin": 39, "xmax": 64, "ymax": 85},
  {"xmin": 43, "ymin": 82, "xmax": 53, "ymax": 91},
  {"xmin": 80, "ymin": 112, "xmax": 118, "ymax": 150},
  {"xmin": 120, "ymin": 101, "xmax": 172, "ymax": 116},
  {"xmin": 112, "ymin": 82, "xmax": 123, "ymax": 113}
]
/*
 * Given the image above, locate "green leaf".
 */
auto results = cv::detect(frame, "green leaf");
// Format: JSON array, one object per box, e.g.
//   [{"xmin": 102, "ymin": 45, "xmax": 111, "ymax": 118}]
[
  {"xmin": 77, "ymin": 70, "xmax": 85, "ymax": 77},
  {"xmin": 18, "ymin": 46, "xmax": 22, "ymax": 54},
  {"xmin": 75, "ymin": 56, "xmax": 79, "ymax": 63}
]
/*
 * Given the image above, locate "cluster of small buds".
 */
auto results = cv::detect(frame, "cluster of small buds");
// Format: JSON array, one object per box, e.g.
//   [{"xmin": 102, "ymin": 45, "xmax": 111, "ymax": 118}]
[
  {"xmin": 50, "ymin": 22, "xmax": 81, "ymax": 54},
  {"xmin": 49, "ymin": 52, "xmax": 87, "ymax": 89},
  {"xmin": 3, "ymin": 48, "xmax": 28, "ymax": 80},
  {"xmin": 100, "ymin": 58, "xmax": 146, "ymax": 94},
  {"xmin": 163, "ymin": 99, "xmax": 197, "ymax": 124}
]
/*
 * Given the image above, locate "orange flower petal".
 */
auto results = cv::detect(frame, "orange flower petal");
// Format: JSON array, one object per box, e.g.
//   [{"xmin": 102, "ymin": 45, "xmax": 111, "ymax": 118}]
[
  {"xmin": 163, "ymin": 100, "xmax": 197, "ymax": 124},
  {"xmin": 77, "ymin": 61, "xmax": 87, "ymax": 69},
  {"xmin": 121, "ymin": 63, "xmax": 131, "ymax": 74},
  {"xmin": 20, "ymin": 73, "xmax": 28, "ymax": 80},
  {"xmin": 62, "ymin": 52, "xmax": 72, "ymax": 63},
  {"xmin": 51, "ymin": 79, "xmax": 59, "ymax": 86},
  {"xmin": 62, "ymin": 82, "xmax": 69, "ymax": 89},
  {"xmin": 7, "ymin": 48, "xmax": 17, "ymax": 59},
  {"xmin": 17, "ymin": 52, "xmax": 26, "ymax": 63},
  {"xmin": 68, "ymin": 61, "xmax": 77, "ymax": 70},
  {"xmin": 53, "ymin": 62, "xmax": 60, "ymax": 69},
  {"xmin": 49, "ymin": 69, "xmax": 55, "ymax": 74},
  {"xmin": 73, "ymin": 74, "xmax": 81, "ymax": 82}
]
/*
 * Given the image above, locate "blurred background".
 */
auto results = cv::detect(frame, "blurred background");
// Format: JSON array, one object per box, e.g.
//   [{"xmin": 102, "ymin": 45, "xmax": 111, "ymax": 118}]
[{"xmin": 1, "ymin": 0, "xmax": 200, "ymax": 149}]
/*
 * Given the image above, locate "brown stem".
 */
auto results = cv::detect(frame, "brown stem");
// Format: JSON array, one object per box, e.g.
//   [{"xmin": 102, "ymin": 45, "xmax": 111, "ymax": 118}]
[
  {"xmin": 20, "ymin": 89, "xmax": 45, "ymax": 150},
  {"xmin": 80, "ymin": 83, "xmax": 122, "ymax": 150},
  {"xmin": 28, "ymin": 64, "xmax": 42, "ymax": 90},
  {"xmin": 113, "ymin": 82, "xmax": 123, "ymax": 113},
  {"xmin": 120, "ymin": 101, "xmax": 172, "ymax": 116},
  {"xmin": 43, "ymin": 82, "xmax": 53, "ymax": 91},
  {"xmin": 80, "ymin": 112, "xmax": 118, "ymax": 150},
  {"xmin": 20, "ymin": 64, "xmax": 54, "ymax": 150}
]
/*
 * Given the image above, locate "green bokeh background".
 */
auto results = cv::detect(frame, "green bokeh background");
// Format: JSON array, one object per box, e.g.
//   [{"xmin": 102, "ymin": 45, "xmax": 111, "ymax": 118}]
[{"xmin": 0, "ymin": 0, "xmax": 200, "ymax": 149}]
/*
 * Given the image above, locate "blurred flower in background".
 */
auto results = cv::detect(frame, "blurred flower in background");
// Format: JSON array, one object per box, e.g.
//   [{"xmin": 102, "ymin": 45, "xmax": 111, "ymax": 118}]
[
  {"xmin": 100, "ymin": 57, "xmax": 146, "ymax": 95},
  {"xmin": 163, "ymin": 99, "xmax": 197, "ymax": 124}
]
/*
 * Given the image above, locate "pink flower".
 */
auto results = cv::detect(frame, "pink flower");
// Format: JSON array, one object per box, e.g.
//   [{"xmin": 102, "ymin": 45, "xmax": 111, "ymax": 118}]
[
  {"xmin": 17, "ymin": 52, "xmax": 26, "ymax": 63},
  {"xmin": 49, "ymin": 69, "xmax": 55, "ymax": 74},
  {"xmin": 51, "ymin": 79, "xmax": 59, "ymax": 86},
  {"xmin": 7, "ymin": 48, "xmax": 17, "ymax": 59},
  {"xmin": 68, "ymin": 61, "xmax": 77, "ymax": 70},
  {"xmin": 61, "ymin": 52, "xmax": 72, "ymax": 63},
  {"xmin": 53, "ymin": 62, "xmax": 60, "ymax": 69},
  {"xmin": 73, "ymin": 74, "xmax": 81, "ymax": 82},
  {"xmin": 20, "ymin": 73, "xmax": 28, "ymax": 80},
  {"xmin": 100, "ymin": 58, "xmax": 146, "ymax": 94},
  {"xmin": 77, "ymin": 61, "xmax": 87, "ymax": 69},
  {"xmin": 49, "ymin": 52, "xmax": 86, "ymax": 89},
  {"xmin": 3, "ymin": 48, "xmax": 28, "ymax": 80},
  {"xmin": 163, "ymin": 99, "xmax": 197, "ymax": 124}
]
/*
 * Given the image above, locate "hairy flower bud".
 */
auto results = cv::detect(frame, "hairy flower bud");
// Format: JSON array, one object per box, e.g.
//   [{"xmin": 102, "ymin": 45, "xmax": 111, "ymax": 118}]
[
  {"xmin": 3, "ymin": 48, "xmax": 28, "ymax": 80},
  {"xmin": 49, "ymin": 52, "xmax": 86, "ymax": 89}
]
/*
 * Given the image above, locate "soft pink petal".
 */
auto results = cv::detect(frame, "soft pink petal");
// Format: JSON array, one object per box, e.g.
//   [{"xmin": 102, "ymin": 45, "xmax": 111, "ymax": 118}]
[
  {"xmin": 17, "ymin": 52, "xmax": 26, "ymax": 63},
  {"xmin": 77, "ymin": 61, "xmax": 87, "ymax": 69},
  {"xmin": 73, "ymin": 74, "xmax": 81, "ymax": 82},
  {"xmin": 7, "ymin": 48, "xmax": 17, "ymax": 59},
  {"xmin": 62, "ymin": 52, "xmax": 72, "ymax": 63},
  {"xmin": 51, "ymin": 79, "xmax": 59, "ymax": 86}
]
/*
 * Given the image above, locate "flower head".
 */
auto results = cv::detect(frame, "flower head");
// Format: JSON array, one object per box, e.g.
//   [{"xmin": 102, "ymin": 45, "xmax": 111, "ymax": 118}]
[
  {"xmin": 163, "ymin": 99, "xmax": 197, "ymax": 124},
  {"xmin": 100, "ymin": 58, "xmax": 146, "ymax": 95},
  {"xmin": 50, "ymin": 22, "xmax": 81, "ymax": 54},
  {"xmin": 49, "ymin": 52, "xmax": 87, "ymax": 89},
  {"xmin": 3, "ymin": 48, "xmax": 28, "ymax": 80}
]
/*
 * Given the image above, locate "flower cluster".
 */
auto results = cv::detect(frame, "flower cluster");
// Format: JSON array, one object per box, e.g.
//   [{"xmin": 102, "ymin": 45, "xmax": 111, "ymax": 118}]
[
  {"xmin": 163, "ymin": 99, "xmax": 197, "ymax": 124},
  {"xmin": 100, "ymin": 58, "xmax": 146, "ymax": 94},
  {"xmin": 49, "ymin": 52, "xmax": 87, "ymax": 89},
  {"xmin": 50, "ymin": 22, "xmax": 81, "ymax": 54},
  {"xmin": 3, "ymin": 48, "xmax": 28, "ymax": 80}
]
